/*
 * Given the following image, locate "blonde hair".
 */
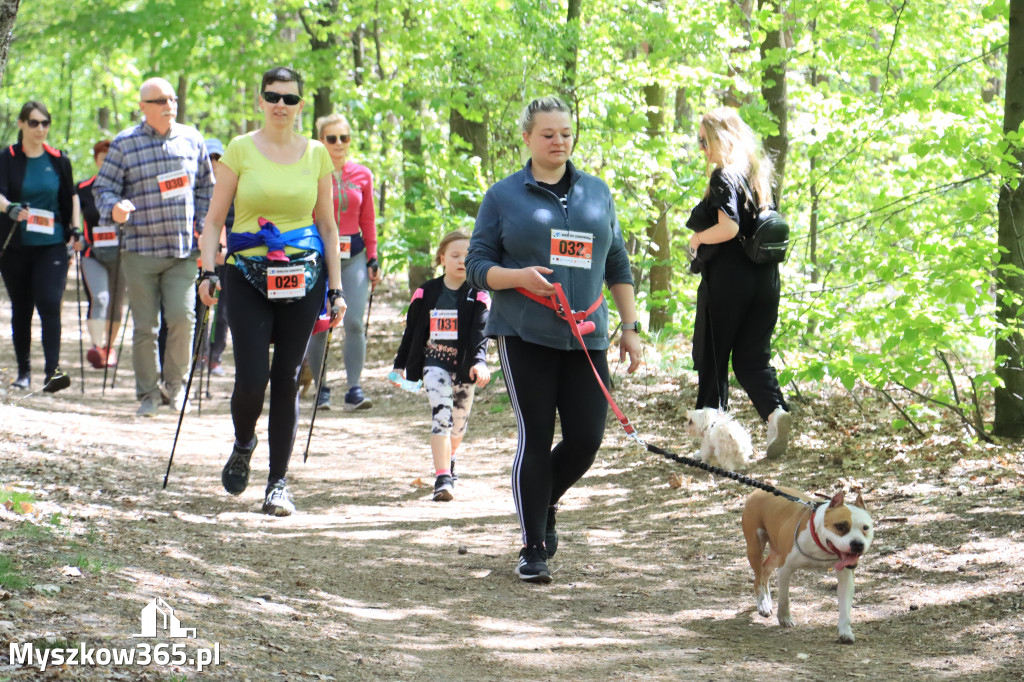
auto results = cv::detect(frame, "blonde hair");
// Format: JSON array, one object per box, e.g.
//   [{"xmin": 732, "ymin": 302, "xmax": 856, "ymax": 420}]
[
  {"xmin": 316, "ymin": 113, "xmax": 351, "ymax": 138},
  {"xmin": 700, "ymin": 107, "xmax": 775, "ymax": 208},
  {"xmin": 435, "ymin": 229, "xmax": 472, "ymax": 267},
  {"xmin": 518, "ymin": 96, "xmax": 572, "ymax": 134}
]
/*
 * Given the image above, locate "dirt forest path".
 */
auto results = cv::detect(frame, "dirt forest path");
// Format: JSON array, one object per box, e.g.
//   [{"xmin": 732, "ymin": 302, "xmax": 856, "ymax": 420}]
[{"xmin": 1, "ymin": 276, "xmax": 1023, "ymax": 681}]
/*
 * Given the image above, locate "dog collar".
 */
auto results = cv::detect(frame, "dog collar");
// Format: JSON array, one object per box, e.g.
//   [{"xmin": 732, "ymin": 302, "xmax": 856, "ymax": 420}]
[{"xmin": 793, "ymin": 505, "xmax": 838, "ymax": 565}]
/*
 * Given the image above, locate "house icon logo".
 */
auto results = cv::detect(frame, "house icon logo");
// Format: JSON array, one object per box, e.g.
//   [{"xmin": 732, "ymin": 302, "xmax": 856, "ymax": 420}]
[{"xmin": 132, "ymin": 597, "xmax": 197, "ymax": 638}]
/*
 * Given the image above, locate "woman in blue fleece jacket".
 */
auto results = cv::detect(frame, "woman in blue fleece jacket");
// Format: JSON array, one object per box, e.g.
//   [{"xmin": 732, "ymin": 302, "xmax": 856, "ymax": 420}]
[{"xmin": 466, "ymin": 95, "xmax": 642, "ymax": 584}]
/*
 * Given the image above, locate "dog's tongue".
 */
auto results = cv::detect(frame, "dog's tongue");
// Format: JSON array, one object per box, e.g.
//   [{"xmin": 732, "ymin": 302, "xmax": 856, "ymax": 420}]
[{"xmin": 834, "ymin": 552, "xmax": 860, "ymax": 571}]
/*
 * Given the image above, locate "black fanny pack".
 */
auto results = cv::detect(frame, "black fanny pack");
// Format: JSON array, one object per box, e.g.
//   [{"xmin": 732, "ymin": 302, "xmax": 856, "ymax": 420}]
[{"xmin": 232, "ymin": 250, "xmax": 321, "ymax": 302}]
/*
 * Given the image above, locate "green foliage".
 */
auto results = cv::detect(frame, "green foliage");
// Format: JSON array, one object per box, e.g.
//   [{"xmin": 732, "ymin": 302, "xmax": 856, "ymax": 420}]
[
  {"xmin": 0, "ymin": 555, "xmax": 30, "ymax": 590},
  {"xmin": 3, "ymin": 0, "xmax": 1015, "ymax": 433}
]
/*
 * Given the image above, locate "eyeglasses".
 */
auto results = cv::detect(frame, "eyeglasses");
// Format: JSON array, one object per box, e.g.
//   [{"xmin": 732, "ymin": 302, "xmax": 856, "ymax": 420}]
[
  {"xmin": 142, "ymin": 97, "xmax": 177, "ymax": 105},
  {"xmin": 324, "ymin": 134, "xmax": 351, "ymax": 144},
  {"xmin": 262, "ymin": 91, "xmax": 302, "ymax": 106},
  {"xmin": 26, "ymin": 119, "xmax": 51, "ymax": 129},
  {"xmin": 698, "ymin": 136, "xmax": 708, "ymax": 150}
]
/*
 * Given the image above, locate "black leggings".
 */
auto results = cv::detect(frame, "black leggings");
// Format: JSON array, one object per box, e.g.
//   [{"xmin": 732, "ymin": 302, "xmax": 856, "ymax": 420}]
[
  {"xmin": 0, "ymin": 242, "xmax": 68, "ymax": 376},
  {"xmin": 692, "ymin": 244, "xmax": 788, "ymax": 421},
  {"xmin": 498, "ymin": 335, "xmax": 610, "ymax": 548},
  {"xmin": 224, "ymin": 264, "xmax": 325, "ymax": 483}
]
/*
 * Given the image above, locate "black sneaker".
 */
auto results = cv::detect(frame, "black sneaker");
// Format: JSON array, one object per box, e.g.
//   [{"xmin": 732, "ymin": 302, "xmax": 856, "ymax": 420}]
[
  {"xmin": 316, "ymin": 386, "xmax": 331, "ymax": 410},
  {"xmin": 515, "ymin": 545, "xmax": 552, "ymax": 583},
  {"xmin": 11, "ymin": 372, "xmax": 30, "ymax": 390},
  {"xmin": 343, "ymin": 386, "xmax": 372, "ymax": 411},
  {"xmin": 433, "ymin": 474, "xmax": 455, "ymax": 501},
  {"xmin": 450, "ymin": 458, "xmax": 458, "ymax": 482},
  {"xmin": 42, "ymin": 368, "xmax": 71, "ymax": 393},
  {"xmin": 262, "ymin": 480, "xmax": 295, "ymax": 517},
  {"xmin": 222, "ymin": 436, "xmax": 257, "ymax": 496},
  {"xmin": 545, "ymin": 505, "xmax": 559, "ymax": 557}
]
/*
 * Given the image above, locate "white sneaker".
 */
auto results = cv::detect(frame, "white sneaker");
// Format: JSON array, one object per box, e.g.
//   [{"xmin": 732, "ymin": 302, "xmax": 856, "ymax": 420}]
[{"xmin": 766, "ymin": 407, "xmax": 792, "ymax": 460}]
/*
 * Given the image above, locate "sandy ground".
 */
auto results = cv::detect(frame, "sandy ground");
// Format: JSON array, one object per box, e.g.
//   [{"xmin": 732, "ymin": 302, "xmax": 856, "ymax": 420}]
[{"xmin": 0, "ymin": 273, "xmax": 1022, "ymax": 681}]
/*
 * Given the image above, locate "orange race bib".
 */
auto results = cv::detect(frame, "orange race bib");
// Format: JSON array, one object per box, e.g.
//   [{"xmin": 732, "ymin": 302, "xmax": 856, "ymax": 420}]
[
  {"xmin": 25, "ymin": 209, "xmax": 55, "ymax": 235},
  {"xmin": 339, "ymin": 235, "xmax": 352, "ymax": 259},
  {"xmin": 429, "ymin": 309, "xmax": 458, "ymax": 341},
  {"xmin": 550, "ymin": 229, "xmax": 593, "ymax": 269},
  {"xmin": 157, "ymin": 169, "xmax": 190, "ymax": 200},
  {"xmin": 266, "ymin": 264, "xmax": 306, "ymax": 300}
]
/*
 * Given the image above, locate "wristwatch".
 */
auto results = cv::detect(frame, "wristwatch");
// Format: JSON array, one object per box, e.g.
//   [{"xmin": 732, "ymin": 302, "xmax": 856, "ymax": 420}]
[{"xmin": 622, "ymin": 321, "xmax": 642, "ymax": 333}]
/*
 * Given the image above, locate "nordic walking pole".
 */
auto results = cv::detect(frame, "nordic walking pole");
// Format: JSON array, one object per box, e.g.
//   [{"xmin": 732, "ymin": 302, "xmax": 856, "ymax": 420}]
[
  {"xmin": 164, "ymin": 302, "xmax": 211, "ymax": 489},
  {"xmin": 74, "ymin": 249, "xmax": 85, "ymax": 392},
  {"xmin": 0, "ymin": 202, "xmax": 27, "ymax": 261},
  {"xmin": 108, "ymin": 304, "xmax": 129, "ymax": 389},
  {"xmin": 302, "ymin": 327, "xmax": 334, "ymax": 463}
]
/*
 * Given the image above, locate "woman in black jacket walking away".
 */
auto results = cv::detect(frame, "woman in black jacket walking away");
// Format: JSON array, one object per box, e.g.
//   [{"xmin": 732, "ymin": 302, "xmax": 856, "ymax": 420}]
[
  {"xmin": 392, "ymin": 230, "xmax": 491, "ymax": 502},
  {"xmin": 0, "ymin": 101, "xmax": 75, "ymax": 392},
  {"xmin": 686, "ymin": 107, "xmax": 792, "ymax": 459}
]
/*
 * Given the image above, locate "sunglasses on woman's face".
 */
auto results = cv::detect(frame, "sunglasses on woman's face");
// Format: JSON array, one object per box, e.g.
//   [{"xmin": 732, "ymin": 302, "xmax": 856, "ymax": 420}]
[
  {"xmin": 698, "ymin": 136, "xmax": 708, "ymax": 150},
  {"xmin": 262, "ymin": 91, "xmax": 302, "ymax": 106},
  {"xmin": 26, "ymin": 119, "xmax": 51, "ymax": 129},
  {"xmin": 324, "ymin": 134, "xmax": 351, "ymax": 144}
]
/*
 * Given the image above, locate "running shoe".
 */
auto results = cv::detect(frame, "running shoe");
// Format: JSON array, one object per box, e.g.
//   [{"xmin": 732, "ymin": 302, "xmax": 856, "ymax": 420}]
[
  {"xmin": 766, "ymin": 407, "xmax": 793, "ymax": 460},
  {"xmin": 209, "ymin": 363, "xmax": 226, "ymax": 377},
  {"xmin": 433, "ymin": 474, "xmax": 455, "ymax": 501},
  {"xmin": 11, "ymin": 372, "xmax": 29, "ymax": 390},
  {"xmin": 343, "ymin": 386, "xmax": 372, "ymax": 411},
  {"xmin": 316, "ymin": 386, "xmax": 331, "ymax": 410},
  {"xmin": 262, "ymin": 480, "xmax": 295, "ymax": 517},
  {"xmin": 136, "ymin": 395, "xmax": 159, "ymax": 418},
  {"xmin": 86, "ymin": 346, "xmax": 106, "ymax": 369},
  {"xmin": 43, "ymin": 368, "xmax": 71, "ymax": 393},
  {"xmin": 222, "ymin": 436, "xmax": 257, "ymax": 495},
  {"xmin": 515, "ymin": 545, "xmax": 552, "ymax": 584}
]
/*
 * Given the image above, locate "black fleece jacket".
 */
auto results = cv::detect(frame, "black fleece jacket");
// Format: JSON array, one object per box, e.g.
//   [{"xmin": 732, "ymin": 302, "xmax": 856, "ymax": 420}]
[
  {"xmin": 393, "ymin": 276, "xmax": 490, "ymax": 384},
  {"xmin": 0, "ymin": 142, "xmax": 75, "ymax": 250}
]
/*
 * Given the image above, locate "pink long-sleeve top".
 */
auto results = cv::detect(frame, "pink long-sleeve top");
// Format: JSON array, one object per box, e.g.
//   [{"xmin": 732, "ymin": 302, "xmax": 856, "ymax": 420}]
[{"xmin": 331, "ymin": 161, "xmax": 378, "ymax": 261}]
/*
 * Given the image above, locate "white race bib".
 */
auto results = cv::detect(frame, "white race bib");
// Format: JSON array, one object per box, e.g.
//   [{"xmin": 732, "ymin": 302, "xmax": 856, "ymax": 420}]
[
  {"xmin": 266, "ymin": 265, "xmax": 306, "ymax": 300},
  {"xmin": 157, "ymin": 169, "xmax": 190, "ymax": 200},
  {"xmin": 25, "ymin": 209, "xmax": 56, "ymax": 235},
  {"xmin": 550, "ymin": 229, "xmax": 593, "ymax": 269},
  {"xmin": 429, "ymin": 309, "xmax": 458, "ymax": 341},
  {"xmin": 91, "ymin": 226, "xmax": 118, "ymax": 248}
]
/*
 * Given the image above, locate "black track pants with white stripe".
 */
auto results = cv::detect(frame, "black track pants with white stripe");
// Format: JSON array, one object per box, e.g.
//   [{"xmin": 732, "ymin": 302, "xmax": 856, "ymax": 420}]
[{"xmin": 498, "ymin": 335, "xmax": 610, "ymax": 548}]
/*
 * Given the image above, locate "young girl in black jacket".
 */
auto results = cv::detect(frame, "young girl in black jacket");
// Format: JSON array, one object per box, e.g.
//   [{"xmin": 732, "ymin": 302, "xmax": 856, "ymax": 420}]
[{"xmin": 392, "ymin": 229, "xmax": 491, "ymax": 501}]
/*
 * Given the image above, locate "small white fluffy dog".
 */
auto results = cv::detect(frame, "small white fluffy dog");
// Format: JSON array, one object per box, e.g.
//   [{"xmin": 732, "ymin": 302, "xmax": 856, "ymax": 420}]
[{"xmin": 685, "ymin": 408, "xmax": 753, "ymax": 471}]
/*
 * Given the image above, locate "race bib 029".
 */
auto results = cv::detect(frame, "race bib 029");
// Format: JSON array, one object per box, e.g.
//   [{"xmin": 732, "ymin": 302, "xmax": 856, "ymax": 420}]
[{"xmin": 266, "ymin": 264, "xmax": 306, "ymax": 300}]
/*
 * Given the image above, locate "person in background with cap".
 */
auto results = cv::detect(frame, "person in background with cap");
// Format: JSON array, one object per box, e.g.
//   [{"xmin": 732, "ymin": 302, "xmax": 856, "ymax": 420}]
[{"xmin": 93, "ymin": 76, "xmax": 215, "ymax": 417}]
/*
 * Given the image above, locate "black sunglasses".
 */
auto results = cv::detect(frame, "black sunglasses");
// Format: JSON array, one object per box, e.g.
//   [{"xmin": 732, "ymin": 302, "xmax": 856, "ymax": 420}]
[
  {"xmin": 698, "ymin": 136, "xmax": 708, "ymax": 150},
  {"xmin": 324, "ymin": 134, "xmax": 351, "ymax": 144},
  {"xmin": 143, "ymin": 97, "xmax": 177, "ymax": 105},
  {"xmin": 262, "ymin": 91, "xmax": 302, "ymax": 106},
  {"xmin": 26, "ymin": 119, "xmax": 51, "ymax": 129}
]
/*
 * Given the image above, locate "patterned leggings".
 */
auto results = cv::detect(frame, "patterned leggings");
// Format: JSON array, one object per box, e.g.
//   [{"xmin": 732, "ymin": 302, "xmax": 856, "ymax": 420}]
[{"xmin": 423, "ymin": 366, "xmax": 476, "ymax": 437}]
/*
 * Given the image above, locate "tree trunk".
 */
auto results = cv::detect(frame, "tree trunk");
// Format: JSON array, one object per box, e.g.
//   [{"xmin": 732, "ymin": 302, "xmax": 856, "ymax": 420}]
[
  {"xmin": 563, "ymin": 0, "xmax": 583, "ymax": 104},
  {"xmin": 644, "ymin": 82, "xmax": 671, "ymax": 332},
  {"xmin": 450, "ymin": 105, "xmax": 488, "ymax": 217},
  {"xmin": 759, "ymin": 0, "xmax": 788, "ymax": 201},
  {"xmin": 352, "ymin": 24, "xmax": 365, "ymax": 87},
  {"xmin": 994, "ymin": 0, "xmax": 1024, "ymax": 437},
  {"xmin": 0, "ymin": 0, "xmax": 21, "ymax": 87},
  {"xmin": 176, "ymin": 73, "xmax": 188, "ymax": 124},
  {"xmin": 300, "ymin": 1, "xmax": 340, "ymax": 137}
]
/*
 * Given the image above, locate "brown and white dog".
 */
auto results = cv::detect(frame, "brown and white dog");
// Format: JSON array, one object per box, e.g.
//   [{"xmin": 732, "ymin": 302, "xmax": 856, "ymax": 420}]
[{"xmin": 741, "ymin": 488, "xmax": 874, "ymax": 643}]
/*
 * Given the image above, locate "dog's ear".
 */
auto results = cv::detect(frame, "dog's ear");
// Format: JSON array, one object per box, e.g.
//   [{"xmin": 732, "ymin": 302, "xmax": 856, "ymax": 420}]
[
  {"xmin": 828, "ymin": 491, "xmax": 845, "ymax": 508},
  {"xmin": 852, "ymin": 492, "xmax": 867, "ymax": 510}
]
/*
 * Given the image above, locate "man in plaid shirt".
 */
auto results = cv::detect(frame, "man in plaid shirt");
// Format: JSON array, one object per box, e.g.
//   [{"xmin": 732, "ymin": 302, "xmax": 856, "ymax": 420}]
[{"xmin": 93, "ymin": 76, "xmax": 215, "ymax": 417}]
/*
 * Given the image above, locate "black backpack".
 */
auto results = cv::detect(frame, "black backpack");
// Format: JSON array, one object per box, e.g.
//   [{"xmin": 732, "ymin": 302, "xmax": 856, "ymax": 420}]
[{"xmin": 738, "ymin": 177, "xmax": 789, "ymax": 265}]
